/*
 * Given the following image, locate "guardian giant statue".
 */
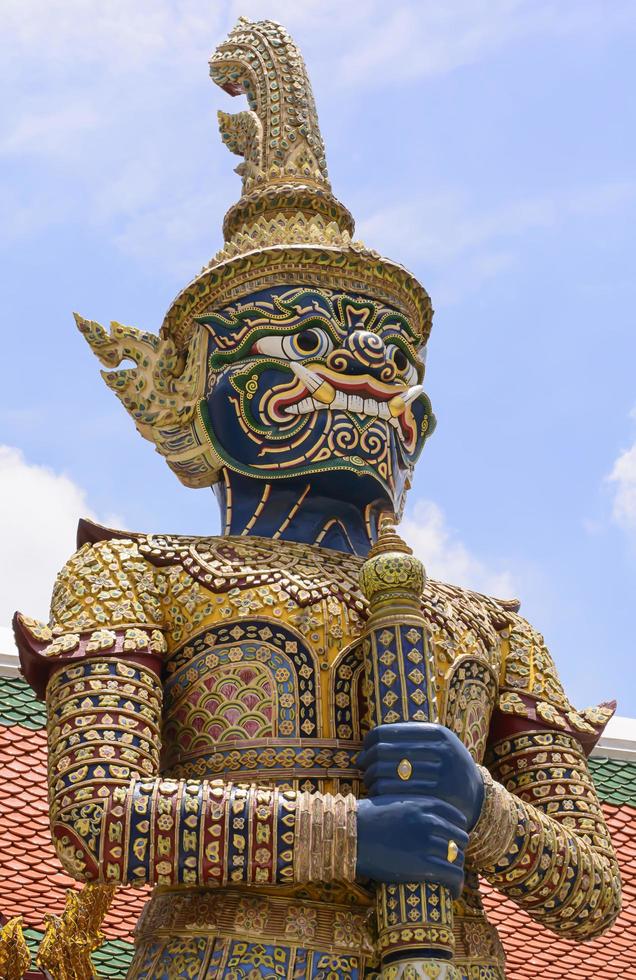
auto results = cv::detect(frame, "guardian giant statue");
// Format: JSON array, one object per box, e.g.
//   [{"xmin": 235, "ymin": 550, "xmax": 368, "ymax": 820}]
[{"xmin": 15, "ymin": 18, "xmax": 620, "ymax": 980}]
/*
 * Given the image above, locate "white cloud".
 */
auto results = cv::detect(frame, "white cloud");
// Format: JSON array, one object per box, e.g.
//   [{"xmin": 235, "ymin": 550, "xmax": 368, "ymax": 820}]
[
  {"xmin": 358, "ymin": 181, "xmax": 636, "ymax": 302},
  {"xmin": 0, "ymin": 0, "xmax": 219, "ymax": 76},
  {"xmin": 112, "ymin": 188, "xmax": 229, "ymax": 279},
  {"xmin": 0, "ymin": 0, "xmax": 227, "ymax": 257},
  {"xmin": 232, "ymin": 0, "xmax": 636, "ymax": 86},
  {"xmin": 335, "ymin": 0, "xmax": 532, "ymax": 84},
  {"xmin": 361, "ymin": 182, "xmax": 636, "ymax": 263},
  {"xmin": 608, "ymin": 439, "xmax": 636, "ymax": 537},
  {"xmin": 0, "ymin": 446, "xmax": 120, "ymax": 659},
  {"xmin": 401, "ymin": 498, "xmax": 515, "ymax": 597},
  {"xmin": 1, "ymin": 105, "xmax": 100, "ymax": 157},
  {"xmin": 1, "ymin": 0, "xmax": 634, "ymax": 268}
]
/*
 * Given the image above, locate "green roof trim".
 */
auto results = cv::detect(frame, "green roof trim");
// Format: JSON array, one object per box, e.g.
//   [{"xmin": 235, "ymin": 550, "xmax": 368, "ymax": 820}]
[
  {"xmin": 0, "ymin": 675, "xmax": 46, "ymax": 729},
  {"xmin": 92, "ymin": 936, "xmax": 136, "ymax": 977},
  {"xmin": 23, "ymin": 925, "xmax": 41, "ymax": 962},
  {"xmin": 589, "ymin": 756, "xmax": 636, "ymax": 806},
  {"xmin": 23, "ymin": 927, "xmax": 135, "ymax": 979}
]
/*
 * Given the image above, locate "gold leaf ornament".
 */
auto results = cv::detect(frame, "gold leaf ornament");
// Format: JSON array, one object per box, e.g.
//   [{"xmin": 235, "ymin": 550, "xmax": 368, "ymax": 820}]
[
  {"xmin": 36, "ymin": 883, "xmax": 116, "ymax": 980},
  {"xmin": 0, "ymin": 916, "xmax": 31, "ymax": 980}
]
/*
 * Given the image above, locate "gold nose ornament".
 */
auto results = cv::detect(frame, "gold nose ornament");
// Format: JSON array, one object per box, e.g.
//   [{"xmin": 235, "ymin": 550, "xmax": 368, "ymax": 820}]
[{"xmin": 397, "ymin": 758, "xmax": 413, "ymax": 781}]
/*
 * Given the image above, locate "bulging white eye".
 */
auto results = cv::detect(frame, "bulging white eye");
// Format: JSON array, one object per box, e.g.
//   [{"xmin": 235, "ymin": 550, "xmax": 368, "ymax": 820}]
[
  {"xmin": 386, "ymin": 343, "xmax": 419, "ymax": 385},
  {"xmin": 254, "ymin": 328, "xmax": 333, "ymax": 360}
]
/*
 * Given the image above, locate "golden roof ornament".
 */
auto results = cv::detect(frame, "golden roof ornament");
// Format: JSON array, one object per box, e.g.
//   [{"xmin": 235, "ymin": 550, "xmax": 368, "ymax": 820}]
[
  {"xmin": 36, "ymin": 883, "xmax": 116, "ymax": 979},
  {"xmin": 161, "ymin": 17, "xmax": 433, "ymax": 352},
  {"xmin": 0, "ymin": 916, "xmax": 31, "ymax": 980}
]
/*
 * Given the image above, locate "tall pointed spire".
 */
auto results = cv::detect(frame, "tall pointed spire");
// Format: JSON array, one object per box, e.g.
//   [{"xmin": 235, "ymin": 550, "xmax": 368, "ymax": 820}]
[
  {"xmin": 210, "ymin": 17, "xmax": 331, "ymax": 188},
  {"xmin": 160, "ymin": 17, "xmax": 432, "ymax": 355},
  {"xmin": 208, "ymin": 18, "xmax": 354, "ymax": 261}
]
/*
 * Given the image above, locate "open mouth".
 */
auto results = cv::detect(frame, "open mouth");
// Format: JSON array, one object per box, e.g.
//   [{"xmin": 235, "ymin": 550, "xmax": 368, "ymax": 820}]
[{"xmin": 263, "ymin": 362, "xmax": 423, "ymax": 450}]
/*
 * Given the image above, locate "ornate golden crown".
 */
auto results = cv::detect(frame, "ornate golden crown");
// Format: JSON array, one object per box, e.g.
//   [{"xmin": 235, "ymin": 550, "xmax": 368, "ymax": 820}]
[{"xmin": 160, "ymin": 17, "xmax": 433, "ymax": 352}]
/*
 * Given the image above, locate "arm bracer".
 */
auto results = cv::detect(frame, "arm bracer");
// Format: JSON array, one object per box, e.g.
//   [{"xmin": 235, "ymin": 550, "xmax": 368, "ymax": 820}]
[
  {"xmin": 48, "ymin": 655, "xmax": 356, "ymax": 888},
  {"xmin": 466, "ymin": 730, "xmax": 621, "ymax": 940}
]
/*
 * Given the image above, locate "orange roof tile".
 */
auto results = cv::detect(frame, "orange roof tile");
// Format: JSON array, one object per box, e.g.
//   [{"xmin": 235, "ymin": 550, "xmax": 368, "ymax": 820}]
[{"xmin": 0, "ymin": 722, "xmax": 149, "ymax": 940}]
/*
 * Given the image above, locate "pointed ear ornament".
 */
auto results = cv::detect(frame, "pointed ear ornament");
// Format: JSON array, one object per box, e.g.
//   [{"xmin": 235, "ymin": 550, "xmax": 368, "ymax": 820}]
[{"xmin": 74, "ymin": 314, "xmax": 223, "ymax": 488}]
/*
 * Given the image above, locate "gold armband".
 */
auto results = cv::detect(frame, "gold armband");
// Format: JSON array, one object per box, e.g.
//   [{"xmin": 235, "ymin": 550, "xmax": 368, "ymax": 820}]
[
  {"xmin": 294, "ymin": 792, "xmax": 357, "ymax": 884},
  {"xmin": 466, "ymin": 765, "xmax": 518, "ymax": 869}
]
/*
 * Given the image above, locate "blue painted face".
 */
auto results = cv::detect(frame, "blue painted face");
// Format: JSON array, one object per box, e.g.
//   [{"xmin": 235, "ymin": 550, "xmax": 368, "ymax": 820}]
[{"xmin": 197, "ymin": 286, "xmax": 435, "ymax": 514}]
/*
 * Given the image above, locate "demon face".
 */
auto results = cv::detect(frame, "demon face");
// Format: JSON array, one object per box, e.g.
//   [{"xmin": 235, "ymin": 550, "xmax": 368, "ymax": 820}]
[{"xmin": 197, "ymin": 286, "xmax": 435, "ymax": 514}]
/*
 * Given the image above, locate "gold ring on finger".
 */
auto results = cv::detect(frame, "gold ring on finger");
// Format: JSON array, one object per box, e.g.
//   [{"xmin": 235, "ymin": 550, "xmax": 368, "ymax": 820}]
[{"xmin": 397, "ymin": 758, "xmax": 413, "ymax": 781}]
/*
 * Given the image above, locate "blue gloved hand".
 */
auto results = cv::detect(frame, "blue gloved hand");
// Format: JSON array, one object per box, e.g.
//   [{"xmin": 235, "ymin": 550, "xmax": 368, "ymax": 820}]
[
  {"xmin": 355, "ymin": 722, "xmax": 485, "ymax": 895},
  {"xmin": 355, "ymin": 795, "xmax": 469, "ymax": 894},
  {"xmin": 359, "ymin": 723, "xmax": 485, "ymax": 828}
]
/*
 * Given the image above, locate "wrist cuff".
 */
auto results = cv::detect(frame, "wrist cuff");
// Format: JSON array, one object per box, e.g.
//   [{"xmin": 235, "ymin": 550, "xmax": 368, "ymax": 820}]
[
  {"xmin": 294, "ymin": 792, "xmax": 357, "ymax": 883},
  {"xmin": 465, "ymin": 765, "xmax": 518, "ymax": 869}
]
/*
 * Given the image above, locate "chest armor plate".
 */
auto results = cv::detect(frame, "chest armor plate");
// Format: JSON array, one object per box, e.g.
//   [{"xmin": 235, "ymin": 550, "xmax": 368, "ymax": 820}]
[{"xmin": 156, "ymin": 537, "xmax": 502, "ymax": 793}]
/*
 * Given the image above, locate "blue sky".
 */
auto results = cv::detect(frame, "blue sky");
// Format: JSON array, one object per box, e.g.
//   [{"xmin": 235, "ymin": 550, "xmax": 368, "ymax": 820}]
[{"xmin": 1, "ymin": 0, "xmax": 635, "ymax": 713}]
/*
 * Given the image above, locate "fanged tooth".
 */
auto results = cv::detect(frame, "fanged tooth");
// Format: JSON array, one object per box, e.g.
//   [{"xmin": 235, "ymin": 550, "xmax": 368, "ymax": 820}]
[
  {"xmin": 286, "ymin": 404, "xmax": 300, "ymax": 415},
  {"xmin": 290, "ymin": 362, "xmax": 335, "ymax": 404},
  {"xmin": 290, "ymin": 361, "xmax": 320, "ymax": 388},
  {"xmin": 388, "ymin": 384, "xmax": 424, "ymax": 418},
  {"xmin": 388, "ymin": 395, "xmax": 405, "ymax": 418},
  {"xmin": 314, "ymin": 381, "xmax": 336, "ymax": 404},
  {"xmin": 377, "ymin": 402, "xmax": 391, "ymax": 419},
  {"xmin": 389, "ymin": 418, "xmax": 400, "ymax": 428},
  {"xmin": 403, "ymin": 384, "xmax": 424, "ymax": 406},
  {"xmin": 297, "ymin": 397, "xmax": 313, "ymax": 413}
]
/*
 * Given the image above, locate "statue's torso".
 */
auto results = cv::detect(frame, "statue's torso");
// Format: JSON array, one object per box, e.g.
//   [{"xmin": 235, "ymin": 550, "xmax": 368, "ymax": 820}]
[
  {"xmin": 136, "ymin": 534, "xmax": 504, "ymax": 789},
  {"xmin": 46, "ymin": 527, "xmax": 592, "ymax": 978},
  {"xmin": 113, "ymin": 533, "xmax": 509, "ymax": 979},
  {"xmin": 32, "ymin": 524, "xmax": 607, "ymax": 978},
  {"xmin": 159, "ymin": 535, "xmax": 370, "ymax": 796}
]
